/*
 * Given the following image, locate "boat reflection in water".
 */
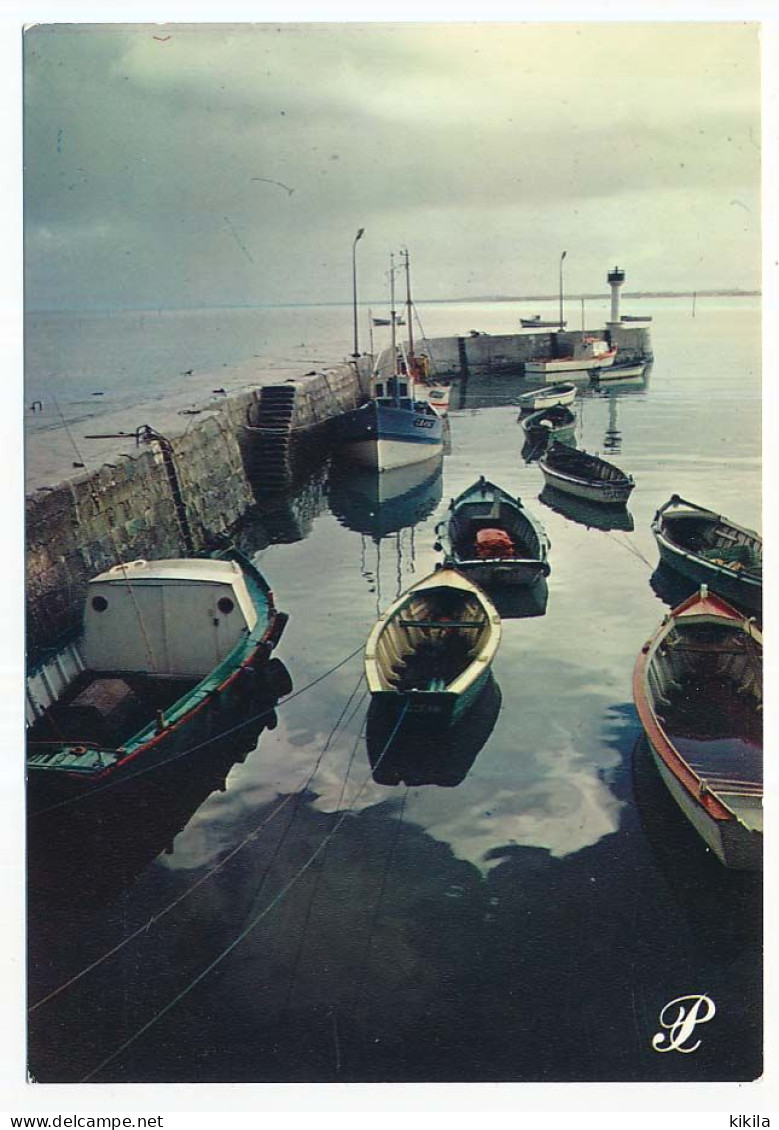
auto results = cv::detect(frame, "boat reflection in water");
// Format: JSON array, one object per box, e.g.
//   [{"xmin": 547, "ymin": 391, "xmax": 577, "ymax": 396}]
[
  {"xmin": 27, "ymin": 660, "xmax": 293, "ymax": 910},
  {"xmin": 538, "ymin": 483, "xmax": 634, "ymax": 532},
  {"xmin": 649, "ymin": 560, "xmax": 701, "ymax": 610},
  {"xmin": 328, "ymin": 454, "xmax": 443, "ymax": 538},
  {"xmin": 590, "ymin": 362, "xmax": 652, "ymax": 394},
  {"xmin": 489, "ymin": 576, "xmax": 549, "ymax": 620},
  {"xmin": 631, "ymin": 733, "xmax": 760, "ymax": 962},
  {"xmin": 367, "ymin": 670, "xmax": 501, "ymax": 787}
]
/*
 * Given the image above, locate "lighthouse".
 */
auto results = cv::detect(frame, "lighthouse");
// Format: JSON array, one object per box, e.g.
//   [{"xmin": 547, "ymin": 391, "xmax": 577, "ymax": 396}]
[{"xmin": 607, "ymin": 265, "xmax": 626, "ymax": 326}]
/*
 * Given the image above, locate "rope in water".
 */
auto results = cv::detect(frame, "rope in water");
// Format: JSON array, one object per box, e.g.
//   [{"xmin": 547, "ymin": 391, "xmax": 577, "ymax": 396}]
[
  {"xmin": 79, "ymin": 701, "xmax": 409, "ymax": 1083},
  {"xmin": 29, "ymin": 643, "xmax": 366, "ymax": 818}
]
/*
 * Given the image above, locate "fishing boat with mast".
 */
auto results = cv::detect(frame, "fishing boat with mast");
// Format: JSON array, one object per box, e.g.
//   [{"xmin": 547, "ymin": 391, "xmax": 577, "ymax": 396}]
[
  {"xmin": 334, "ymin": 252, "xmax": 443, "ymax": 471},
  {"xmin": 396, "ymin": 248, "xmax": 452, "ymax": 416}
]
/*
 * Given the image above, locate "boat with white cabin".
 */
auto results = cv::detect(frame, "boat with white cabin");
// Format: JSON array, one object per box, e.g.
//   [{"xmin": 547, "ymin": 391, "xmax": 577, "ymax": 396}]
[
  {"xmin": 525, "ymin": 335, "xmax": 617, "ymax": 377},
  {"xmin": 26, "ymin": 549, "xmax": 289, "ymax": 805}
]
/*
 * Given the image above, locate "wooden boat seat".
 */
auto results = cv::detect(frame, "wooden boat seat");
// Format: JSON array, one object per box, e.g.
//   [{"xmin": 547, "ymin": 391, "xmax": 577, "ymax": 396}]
[{"xmin": 399, "ymin": 619, "xmax": 486, "ymax": 629}]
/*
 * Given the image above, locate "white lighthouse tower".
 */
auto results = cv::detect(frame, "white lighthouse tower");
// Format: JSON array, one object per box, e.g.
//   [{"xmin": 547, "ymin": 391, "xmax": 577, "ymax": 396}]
[{"xmin": 607, "ymin": 265, "xmax": 626, "ymax": 327}]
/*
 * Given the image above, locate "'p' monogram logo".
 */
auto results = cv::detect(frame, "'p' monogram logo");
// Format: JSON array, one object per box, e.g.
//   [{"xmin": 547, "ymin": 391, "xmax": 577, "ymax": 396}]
[{"xmin": 652, "ymin": 994, "xmax": 716, "ymax": 1054}]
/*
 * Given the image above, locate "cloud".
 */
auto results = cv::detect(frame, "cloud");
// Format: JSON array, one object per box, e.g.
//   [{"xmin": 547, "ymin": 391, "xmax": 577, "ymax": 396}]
[{"xmin": 23, "ymin": 22, "xmax": 761, "ymax": 309}]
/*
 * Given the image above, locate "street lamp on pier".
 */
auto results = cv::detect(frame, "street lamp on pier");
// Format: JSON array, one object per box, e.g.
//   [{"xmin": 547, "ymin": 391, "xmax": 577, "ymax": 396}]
[{"xmin": 351, "ymin": 227, "xmax": 365, "ymax": 358}]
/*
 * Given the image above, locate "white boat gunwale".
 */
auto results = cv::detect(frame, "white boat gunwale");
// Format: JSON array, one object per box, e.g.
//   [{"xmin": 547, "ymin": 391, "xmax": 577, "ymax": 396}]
[{"xmin": 365, "ymin": 568, "xmax": 501, "ymax": 700}]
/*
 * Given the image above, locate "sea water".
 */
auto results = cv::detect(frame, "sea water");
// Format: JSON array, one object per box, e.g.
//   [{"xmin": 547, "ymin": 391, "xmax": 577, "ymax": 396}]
[{"xmin": 26, "ymin": 296, "xmax": 762, "ymax": 1083}]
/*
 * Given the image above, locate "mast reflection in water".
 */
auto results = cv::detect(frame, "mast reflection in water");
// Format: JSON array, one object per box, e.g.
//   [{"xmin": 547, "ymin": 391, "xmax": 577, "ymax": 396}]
[{"xmin": 328, "ymin": 454, "xmax": 443, "ymax": 538}]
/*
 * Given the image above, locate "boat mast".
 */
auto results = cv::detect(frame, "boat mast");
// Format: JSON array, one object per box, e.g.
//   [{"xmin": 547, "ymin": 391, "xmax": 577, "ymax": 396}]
[
  {"xmin": 390, "ymin": 252, "xmax": 398, "ymax": 373},
  {"xmin": 403, "ymin": 248, "xmax": 415, "ymax": 365}
]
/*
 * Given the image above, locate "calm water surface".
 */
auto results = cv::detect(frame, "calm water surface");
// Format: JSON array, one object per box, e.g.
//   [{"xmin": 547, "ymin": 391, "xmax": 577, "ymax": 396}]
[{"xmin": 27, "ymin": 299, "xmax": 761, "ymax": 1083}]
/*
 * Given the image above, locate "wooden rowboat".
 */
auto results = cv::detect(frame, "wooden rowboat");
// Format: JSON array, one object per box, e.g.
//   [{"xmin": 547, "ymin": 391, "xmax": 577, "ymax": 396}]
[
  {"xmin": 434, "ymin": 477, "xmax": 550, "ymax": 588},
  {"xmin": 633, "ymin": 587, "xmax": 762, "ymax": 870},
  {"xmin": 519, "ymin": 404, "xmax": 576, "ymax": 438},
  {"xmin": 538, "ymin": 441, "xmax": 634, "ymax": 505},
  {"xmin": 651, "ymin": 495, "xmax": 762, "ymax": 614},
  {"xmin": 365, "ymin": 568, "xmax": 501, "ymax": 726},
  {"xmin": 517, "ymin": 382, "xmax": 577, "ymax": 412}
]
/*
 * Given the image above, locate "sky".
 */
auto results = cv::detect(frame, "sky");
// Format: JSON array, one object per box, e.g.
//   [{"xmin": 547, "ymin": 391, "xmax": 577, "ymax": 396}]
[{"xmin": 23, "ymin": 20, "xmax": 762, "ymax": 311}]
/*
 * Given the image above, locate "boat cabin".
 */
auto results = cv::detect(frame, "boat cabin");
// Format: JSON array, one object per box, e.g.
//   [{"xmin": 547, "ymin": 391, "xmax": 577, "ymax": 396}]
[{"xmin": 373, "ymin": 373, "xmax": 412, "ymax": 409}]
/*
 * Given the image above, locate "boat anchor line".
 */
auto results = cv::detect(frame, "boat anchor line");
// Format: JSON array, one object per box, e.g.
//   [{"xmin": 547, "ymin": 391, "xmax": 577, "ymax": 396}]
[
  {"xmin": 29, "ymin": 642, "xmax": 368, "ymax": 820},
  {"xmin": 78, "ymin": 701, "xmax": 410, "ymax": 1084},
  {"xmin": 279, "ymin": 686, "xmax": 371, "ymax": 1018},
  {"xmin": 29, "ymin": 664, "xmax": 370, "ymax": 1016},
  {"xmin": 350, "ymin": 784, "xmax": 409, "ymax": 1023}
]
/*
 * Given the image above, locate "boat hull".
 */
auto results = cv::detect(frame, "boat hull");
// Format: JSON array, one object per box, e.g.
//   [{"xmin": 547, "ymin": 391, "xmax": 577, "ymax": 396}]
[
  {"xmin": 654, "ymin": 539, "xmax": 761, "ymax": 613},
  {"xmin": 448, "ymin": 559, "xmax": 548, "ymax": 588},
  {"xmin": 524, "ymin": 353, "xmax": 616, "ymax": 377},
  {"xmin": 632, "ymin": 589, "xmax": 763, "ymax": 871},
  {"xmin": 365, "ymin": 567, "xmax": 502, "ymax": 731},
  {"xmin": 592, "ymin": 363, "xmax": 646, "ymax": 382},
  {"xmin": 26, "ymin": 549, "xmax": 289, "ymax": 807},
  {"xmin": 645, "ymin": 737, "xmax": 761, "ymax": 870},
  {"xmin": 336, "ymin": 400, "xmax": 443, "ymax": 471},
  {"xmin": 539, "ymin": 463, "xmax": 634, "ymax": 504},
  {"xmin": 517, "ymin": 384, "xmax": 576, "ymax": 411},
  {"xmin": 27, "ymin": 648, "xmax": 287, "ymax": 808},
  {"xmin": 370, "ymin": 663, "xmax": 491, "ymax": 729},
  {"xmin": 436, "ymin": 478, "xmax": 551, "ymax": 589}
]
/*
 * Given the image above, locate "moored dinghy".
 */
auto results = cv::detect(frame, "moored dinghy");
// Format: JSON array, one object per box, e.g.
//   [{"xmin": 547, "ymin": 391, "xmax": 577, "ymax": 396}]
[
  {"xmin": 365, "ymin": 568, "xmax": 501, "ymax": 726},
  {"xmin": 651, "ymin": 495, "xmax": 762, "ymax": 614},
  {"xmin": 517, "ymin": 382, "xmax": 577, "ymax": 412},
  {"xmin": 26, "ymin": 549, "xmax": 289, "ymax": 804},
  {"xmin": 538, "ymin": 441, "xmax": 634, "ymax": 505},
  {"xmin": 520, "ymin": 404, "xmax": 576, "ymax": 439},
  {"xmin": 435, "ymin": 476, "xmax": 550, "ymax": 588},
  {"xmin": 632, "ymin": 587, "xmax": 762, "ymax": 870}
]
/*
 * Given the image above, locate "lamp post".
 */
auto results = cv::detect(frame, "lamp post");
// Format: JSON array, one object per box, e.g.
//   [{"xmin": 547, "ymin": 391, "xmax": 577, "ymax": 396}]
[
  {"xmin": 351, "ymin": 227, "xmax": 365, "ymax": 357},
  {"xmin": 559, "ymin": 250, "xmax": 567, "ymax": 329}
]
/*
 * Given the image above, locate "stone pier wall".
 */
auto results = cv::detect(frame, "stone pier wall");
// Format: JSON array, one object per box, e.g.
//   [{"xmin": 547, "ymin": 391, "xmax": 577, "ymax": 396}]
[
  {"xmin": 413, "ymin": 325, "xmax": 652, "ymax": 377},
  {"xmin": 26, "ymin": 358, "xmax": 369, "ymax": 657}
]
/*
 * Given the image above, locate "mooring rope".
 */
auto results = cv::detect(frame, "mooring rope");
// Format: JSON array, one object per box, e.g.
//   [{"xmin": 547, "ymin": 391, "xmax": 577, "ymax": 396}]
[
  {"xmin": 79, "ymin": 701, "xmax": 409, "ymax": 1082},
  {"xmin": 350, "ymin": 784, "xmax": 409, "ymax": 1022},
  {"xmin": 279, "ymin": 695, "xmax": 370, "ymax": 1015},
  {"xmin": 29, "ymin": 665, "xmax": 368, "ymax": 1015}
]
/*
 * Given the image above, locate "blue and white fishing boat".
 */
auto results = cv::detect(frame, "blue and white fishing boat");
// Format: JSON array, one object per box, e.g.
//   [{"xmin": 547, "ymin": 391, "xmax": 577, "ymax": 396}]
[{"xmin": 335, "ymin": 252, "xmax": 443, "ymax": 471}]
